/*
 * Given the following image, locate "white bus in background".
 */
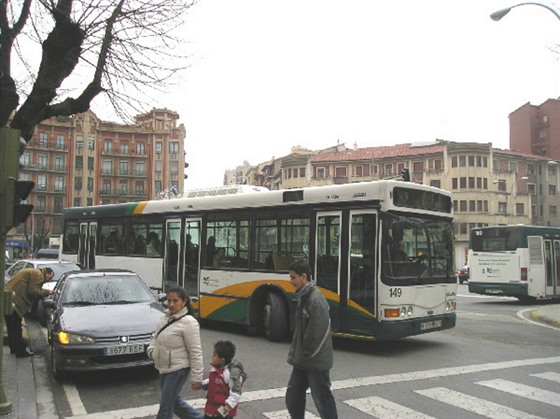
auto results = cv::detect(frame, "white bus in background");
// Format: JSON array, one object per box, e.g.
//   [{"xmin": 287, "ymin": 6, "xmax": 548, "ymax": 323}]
[
  {"xmin": 468, "ymin": 225, "xmax": 560, "ymax": 301},
  {"xmin": 61, "ymin": 180, "xmax": 457, "ymax": 342}
]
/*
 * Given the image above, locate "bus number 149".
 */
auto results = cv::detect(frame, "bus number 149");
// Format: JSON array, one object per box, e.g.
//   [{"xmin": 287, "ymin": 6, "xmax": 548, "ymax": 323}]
[{"xmin": 390, "ymin": 288, "xmax": 402, "ymax": 298}]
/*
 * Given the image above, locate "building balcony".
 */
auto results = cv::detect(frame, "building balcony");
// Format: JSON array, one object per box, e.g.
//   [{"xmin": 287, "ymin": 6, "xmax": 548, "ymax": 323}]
[
  {"xmin": 27, "ymin": 141, "xmax": 68, "ymax": 151},
  {"xmin": 35, "ymin": 186, "xmax": 67, "ymax": 194}
]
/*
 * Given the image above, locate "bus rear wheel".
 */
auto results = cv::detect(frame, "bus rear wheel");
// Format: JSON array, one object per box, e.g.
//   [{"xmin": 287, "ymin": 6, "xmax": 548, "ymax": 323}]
[{"xmin": 263, "ymin": 293, "xmax": 288, "ymax": 342}]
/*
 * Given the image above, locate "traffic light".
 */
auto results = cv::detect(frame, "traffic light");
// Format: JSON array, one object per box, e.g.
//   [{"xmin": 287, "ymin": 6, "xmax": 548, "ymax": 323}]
[
  {"xmin": 0, "ymin": 129, "xmax": 34, "ymax": 230},
  {"xmin": 401, "ymin": 168, "xmax": 410, "ymax": 182}
]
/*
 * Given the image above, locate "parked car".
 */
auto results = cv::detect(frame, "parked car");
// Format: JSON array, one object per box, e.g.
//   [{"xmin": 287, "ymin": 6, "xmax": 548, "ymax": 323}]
[
  {"xmin": 457, "ymin": 264, "xmax": 469, "ymax": 284},
  {"xmin": 35, "ymin": 248, "xmax": 60, "ymax": 259},
  {"xmin": 4, "ymin": 259, "xmax": 84, "ymax": 325},
  {"xmin": 43, "ymin": 269, "xmax": 165, "ymax": 381}
]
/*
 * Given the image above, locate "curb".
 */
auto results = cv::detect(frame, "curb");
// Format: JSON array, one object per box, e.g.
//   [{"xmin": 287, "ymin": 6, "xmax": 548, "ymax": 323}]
[{"xmin": 530, "ymin": 310, "xmax": 560, "ymax": 328}]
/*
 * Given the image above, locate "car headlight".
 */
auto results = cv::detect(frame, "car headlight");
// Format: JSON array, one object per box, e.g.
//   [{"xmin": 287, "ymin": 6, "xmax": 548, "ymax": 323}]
[{"xmin": 57, "ymin": 331, "xmax": 96, "ymax": 345}]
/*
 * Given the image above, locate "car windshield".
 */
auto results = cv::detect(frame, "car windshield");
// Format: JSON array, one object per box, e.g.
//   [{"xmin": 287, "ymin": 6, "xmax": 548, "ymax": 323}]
[
  {"xmin": 47, "ymin": 263, "xmax": 82, "ymax": 281},
  {"xmin": 62, "ymin": 275, "xmax": 154, "ymax": 305}
]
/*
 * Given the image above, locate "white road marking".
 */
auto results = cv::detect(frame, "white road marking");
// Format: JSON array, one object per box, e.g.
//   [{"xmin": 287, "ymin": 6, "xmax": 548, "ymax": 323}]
[
  {"xmin": 64, "ymin": 383, "xmax": 88, "ymax": 416},
  {"xmin": 457, "ymin": 293, "xmax": 516, "ymax": 300},
  {"xmin": 531, "ymin": 371, "xmax": 560, "ymax": 383},
  {"xmin": 66, "ymin": 356, "xmax": 560, "ymax": 418},
  {"xmin": 263, "ymin": 409, "xmax": 320, "ymax": 418},
  {"xmin": 344, "ymin": 396, "xmax": 436, "ymax": 419},
  {"xmin": 416, "ymin": 387, "xmax": 545, "ymax": 419},
  {"xmin": 477, "ymin": 379, "xmax": 560, "ymax": 407}
]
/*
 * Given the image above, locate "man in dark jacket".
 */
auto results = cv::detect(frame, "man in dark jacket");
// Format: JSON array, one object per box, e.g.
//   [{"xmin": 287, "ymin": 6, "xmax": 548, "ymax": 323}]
[
  {"xmin": 285, "ymin": 261, "xmax": 338, "ymax": 419},
  {"xmin": 5, "ymin": 267, "xmax": 54, "ymax": 357}
]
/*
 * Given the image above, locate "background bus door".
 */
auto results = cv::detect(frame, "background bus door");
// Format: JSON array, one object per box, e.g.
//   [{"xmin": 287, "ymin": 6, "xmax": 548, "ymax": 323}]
[
  {"xmin": 78, "ymin": 222, "xmax": 97, "ymax": 269},
  {"xmin": 183, "ymin": 219, "xmax": 201, "ymax": 301},
  {"xmin": 163, "ymin": 219, "xmax": 181, "ymax": 292},
  {"xmin": 544, "ymin": 238, "xmax": 560, "ymax": 297}
]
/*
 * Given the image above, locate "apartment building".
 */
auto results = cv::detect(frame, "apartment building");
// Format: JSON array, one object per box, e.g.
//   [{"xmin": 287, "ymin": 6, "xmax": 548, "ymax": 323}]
[
  {"xmin": 245, "ymin": 140, "xmax": 559, "ymax": 266},
  {"xmin": 509, "ymin": 98, "xmax": 560, "ymax": 160},
  {"xmin": 8, "ymin": 109, "xmax": 186, "ymax": 254}
]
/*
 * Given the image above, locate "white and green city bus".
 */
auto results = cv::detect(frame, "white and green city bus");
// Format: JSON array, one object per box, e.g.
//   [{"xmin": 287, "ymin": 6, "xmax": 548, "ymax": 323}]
[
  {"xmin": 468, "ymin": 225, "xmax": 560, "ymax": 300},
  {"xmin": 61, "ymin": 180, "xmax": 457, "ymax": 341}
]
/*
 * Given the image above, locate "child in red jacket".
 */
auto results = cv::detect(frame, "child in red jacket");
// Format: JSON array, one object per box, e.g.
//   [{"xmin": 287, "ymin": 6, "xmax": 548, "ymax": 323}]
[{"xmin": 202, "ymin": 340, "xmax": 247, "ymax": 418}]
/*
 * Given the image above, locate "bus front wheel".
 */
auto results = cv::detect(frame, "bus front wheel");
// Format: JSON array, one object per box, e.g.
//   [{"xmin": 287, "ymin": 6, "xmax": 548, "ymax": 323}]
[{"xmin": 263, "ymin": 293, "xmax": 288, "ymax": 342}]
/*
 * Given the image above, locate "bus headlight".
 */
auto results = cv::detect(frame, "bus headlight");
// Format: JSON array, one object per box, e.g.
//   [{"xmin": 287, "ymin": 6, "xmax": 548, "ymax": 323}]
[
  {"xmin": 400, "ymin": 307, "xmax": 407, "ymax": 317},
  {"xmin": 407, "ymin": 306, "xmax": 413, "ymax": 316}
]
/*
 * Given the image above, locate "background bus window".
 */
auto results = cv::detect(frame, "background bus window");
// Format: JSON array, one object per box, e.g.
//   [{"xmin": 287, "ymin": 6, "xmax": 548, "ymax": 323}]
[
  {"xmin": 98, "ymin": 223, "xmax": 125, "ymax": 255},
  {"xmin": 349, "ymin": 213, "xmax": 376, "ymax": 315},
  {"xmin": 316, "ymin": 214, "xmax": 340, "ymax": 293},
  {"xmin": 63, "ymin": 222, "xmax": 80, "ymax": 254}
]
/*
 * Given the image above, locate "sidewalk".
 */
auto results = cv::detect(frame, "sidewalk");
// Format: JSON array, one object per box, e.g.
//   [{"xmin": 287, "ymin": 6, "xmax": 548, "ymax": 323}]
[{"xmin": 526, "ymin": 303, "xmax": 560, "ymax": 328}]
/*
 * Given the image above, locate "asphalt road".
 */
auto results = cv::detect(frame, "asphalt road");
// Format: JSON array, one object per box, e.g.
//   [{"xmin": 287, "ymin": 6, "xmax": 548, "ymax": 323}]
[{"xmin": 29, "ymin": 284, "xmax": 560, "ymax": 418}]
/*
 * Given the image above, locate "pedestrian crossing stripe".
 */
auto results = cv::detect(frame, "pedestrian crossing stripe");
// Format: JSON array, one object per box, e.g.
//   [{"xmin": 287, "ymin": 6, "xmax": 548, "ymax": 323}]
[
  {"xmin": 531, "ymin": 371, "xmax": 560, "ymax": 382},
  {"xmin": 344, "ymin": 396, "xmax": 436, "ymax": 418},
  {"xmin": 263, "ymin": 409, "xmax": 320, "ymax": 418},
  {"xmin": 477, "ymin": 379, "xmax": 560, "ymax": 407},
  {"xmin": 416, "ymin": 387, "xmax": 545, "ymax": 419}
]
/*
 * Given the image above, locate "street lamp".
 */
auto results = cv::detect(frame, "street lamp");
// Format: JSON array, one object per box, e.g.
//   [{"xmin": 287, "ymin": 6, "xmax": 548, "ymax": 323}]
[{"xmin": 490, "ymin": 2, "xmax": 560, "ymax": 22}]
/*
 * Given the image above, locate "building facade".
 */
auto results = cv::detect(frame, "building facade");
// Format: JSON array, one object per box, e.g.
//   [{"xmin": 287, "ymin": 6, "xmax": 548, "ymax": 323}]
[
  {"xmin": 8, "ymin": 109, "xmax": 186, "ymax": 255},
  {"xmin": 509, "ymin": 98, "xmax": 560, "ymax": 160}
]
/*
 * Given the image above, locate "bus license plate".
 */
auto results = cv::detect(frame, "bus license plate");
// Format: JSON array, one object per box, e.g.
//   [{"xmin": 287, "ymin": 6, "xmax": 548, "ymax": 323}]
[
  {"xmin": 104, "ymin": 344, "xmax": 144, "ymax": 356},
  {"xmin": 420, "ymin": 320, "xmax": 442, "ymax": 331},
  {"xmin": 485, "ymin": 289, "xmax": 503, "ymax": 294}
]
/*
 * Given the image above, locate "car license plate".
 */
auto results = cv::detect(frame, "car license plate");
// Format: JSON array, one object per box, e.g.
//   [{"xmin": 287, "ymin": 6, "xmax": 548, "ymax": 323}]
[
  {"xmin": 104, "ymin": 344, "xmax": 144, "ymax": 356},
  {"xmin": 420, "ymin": 320, "xmax": 442, "ymax": 331}
]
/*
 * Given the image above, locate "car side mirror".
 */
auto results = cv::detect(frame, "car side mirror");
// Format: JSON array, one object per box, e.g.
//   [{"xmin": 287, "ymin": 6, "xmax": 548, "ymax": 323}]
[{"xmin": 42, "ymin": 298, "xmax": 55, "ymax": 309}]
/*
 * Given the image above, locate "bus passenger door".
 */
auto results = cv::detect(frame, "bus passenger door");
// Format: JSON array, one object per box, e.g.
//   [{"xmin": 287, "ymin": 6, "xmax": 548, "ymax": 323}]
[
  {"xmin": 315, "ymin": 212, "xmax": 342, "ymax": 331},
  {"xmin": 347, "ymin": 211, "xmax": 377, "ymax": 333},
  {"xmin": 183, "ymin": 219, "xmax": 201, "ymax": 301},
  {"xmin": 544, "ymin": 239, "xmax": 559, "ymax": 297},
  {"xmin": 78, "ymin": 222, "xmax": 97, "ymax": 269},
  {"xmin": 163, "ymin": 219, "xmax": 181, "ymax": 292}
]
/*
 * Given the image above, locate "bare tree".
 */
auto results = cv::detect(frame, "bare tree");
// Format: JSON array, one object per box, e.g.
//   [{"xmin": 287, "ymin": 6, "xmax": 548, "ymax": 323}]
[{"xmin": 1, "ymin": 0, "xmax": 194, "ymax": 142}]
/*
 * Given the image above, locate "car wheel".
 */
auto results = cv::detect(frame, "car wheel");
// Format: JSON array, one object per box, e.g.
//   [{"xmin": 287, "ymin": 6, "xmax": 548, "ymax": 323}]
[
  {"xmin": 50, "ymin": 345, "xmax": 64, "ymax": 382},
  {"xmin": 37, "ymin": 299, "xmax": 47, "ymax": 327},
  {"xmin": 263, "ymin": 293, "xmax": 288, "ymax": 342}
]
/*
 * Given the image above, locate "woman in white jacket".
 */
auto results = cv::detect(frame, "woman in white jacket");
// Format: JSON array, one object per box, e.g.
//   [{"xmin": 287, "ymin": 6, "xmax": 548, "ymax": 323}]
[{"xmin": 148, "ymin": 287, "xmax": 204, "ymax": 419}]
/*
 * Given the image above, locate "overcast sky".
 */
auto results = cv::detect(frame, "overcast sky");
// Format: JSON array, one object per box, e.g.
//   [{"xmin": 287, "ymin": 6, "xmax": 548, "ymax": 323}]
[{"xmin": 102, "ymin": 0, "xmax": 560, "ymax": 190}]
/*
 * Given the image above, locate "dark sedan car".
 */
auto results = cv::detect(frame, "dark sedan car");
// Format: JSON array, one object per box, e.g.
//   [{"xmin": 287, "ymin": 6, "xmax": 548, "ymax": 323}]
[
  {"xmin": 44, "ymin": 269, "xmax": 164, "ymax": 381},
  {"xmin": 457, "ymin": 264, "xmax": 469, "ymax": 284}
]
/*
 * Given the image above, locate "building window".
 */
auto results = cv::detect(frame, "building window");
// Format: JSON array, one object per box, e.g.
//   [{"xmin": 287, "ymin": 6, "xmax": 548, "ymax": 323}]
[
  {"xmin": 469, "ymin": 201, "xmax": 475, "ymax": 212},
  {"xmin": 452, "ymin": 178, "xmax": 458, "ymax": 189},
  {"xmin": 460, "ymin": 223, "xmax": 467, "ymax": 235},
  {"xmin": 549, "ymin": 165, "xmax": 557, "ymax": 176},
  {"xmin": 468, "ymin": 177, "xmax": 475, "ymax": 189},
  {"xmin": 87, "ymin": 198, "xmax": 93, "ymax": 206},
  {"xmin": 316, "ymin": 167, "xmax": 325, "ymax": 179},
  {"xmin": 354, "ymin": 165, "xmax": 364, "ymax": 177},
  {"xmin": 104, "ymin": 140, "xmax": 112, "ymax": 152},
  {"xmin": 136, "ymin": 161, "xmax": 145, "ymax": 176},
  {"xmin": 459, "ymin": 156, "xmax": 466, "ymax": 167},
  {"xmin": 413, "ymin": 161, "xmax": 423, "ymax": 172},
  {"xmin": 88, "ymin": 139, "xmax": 95, "ymax": 150},
  {"xmin": 119, "ymin": 160, "xmax": 129, "ymax": 176},
  {"xmin": 74, "ymin": 177, "xmax": 82, "ymax": 191},
  {"xmin": 527, "ymin": 164, "xmax": 535, "ymax": 175},
  {"xmin": 509, "ymin": 161, "xmax": 517, "ymax": 172},
  {"xmin": 120, "ymin": 141, "xmax": 129, "ymax": 154},
  {"xmin": 73, "ymin": 198, "xmax": 81, "ymax": 207},
  {"xmin": 37, "ymin": 174, "xmax": 47, "ymax": 191},
  {"xmin": 460, "ymin": 177, "xmax": 466, "ymax": 189},
  {"xmin": 549, "ymin": 185, "xmax": 556, "ymax": 195},
  {"xmin": 54, "ymin": 196, "xmax": 64, "ymax": 212},
  {"xmin": 55, "ymin": 176, "xmax": 64, "ymax": 192},
  {"xmin": 453, "ymin": 200, "xmax": 457, "ymax": 212},
  {"xmin": 136, "ymin": 142, "xmax": 145, "ymax": 155},
  {"xmin": 76, "ymin": 139, "xmax": 84, "ymax": 149},
  {"xmin": 56, "ymin": 134, "xmax": 65, "ymax": 149},
  {"xmin": 39, "ymin": 132, "xmax": 48, "ymax": 146},
  {"xmin": 468, "ymin": 156, "xmax": 475, "ymax": 166},
  {"xmin": 550, "ymin": 206, "xmax": 557, "ymax": 218},
  {"xmin": 371, "ymin": 164, "xmax": 378, "ymax": 175},
  {"xmin": 451, "ymin": 156, "xmax": 458, "ymax": 168},
  {"xmin": 135, "ymin": 181, "xmax": 144, "ymax": 195},
  {"xmin": 102, "ymin": 160, "xmax": 111, "ymax": 174},
  {"xmin": 87, "ymin": 177, "xmax": 94, "ymax": 192},
  {"xmin": 169, "ymin": 142, "xmax": 179, "ymax": 154},
  {"xmin": 497, "ymin": 180, "xmax": 507, "ymax": 192},
  {"xmin": 476, "ymin": 178, "xmax": 482, "ymax": 189},
  {"xmin": 155, "ymin": 181, "xmax": 162, "ymax": 193},
  {"xmin": 37, "ymin": 196, "xmax": 46, "ymax": 211},
  {"xmin": 477, "ymin": 200, "xmax": 482, "ymax": 212},
  {"xmin": 335, "ymin": 166, "xmax": 347, "ymax": 178},
  {"xmin": 75, "ymin": 156, "xmax": 83, "ymax": 169},
  {"xmin": 102, "ymin": 179, "xmax": 111, "ymax": 194},
  {"xmin": 156, "ymin": 142, "xmax": 163, "ymax": 154},
  {"xmin": 170, "ymin": 161, "xmax": 178, "ymax": 175},
  {"xmin": 385, "ymin": 164, "xmax": 393, "ymax": 176},
  {"xmin": 299, "ymin": 168, "xmax": 306, "ymax": 177},
  {"xmin": 516, "ymin": 203, "xmax": 524, "ymax": 215},
  {"xmin": 55, "ymin": 156, "xmax": 64, "ymax": 171},
  {"xmin": 38, "ymin": 154, "xmax": 48, "ymax": 169},
  {"xmin": 119, "ymin": 180, "xmax": 128, "ymax": 195},
  {"xmin": 484, "ymin": 201, "xmax": 488, "ymax": 212},
  {"xmin": 155, "ymin": 160, "xmax": 162, "ymax": 174},
  {"xmin": 498, "ymin": 202, "xmax": 506, "ymax": 214},
  {"xmin": 88, "ymin": 156, "xmax": 94, "ymax": 171},
  {"xmin": 430, "ymin": 180, "xmax": 441, "ymax": 188},
  {"xmin": 460, "ymin": 200, "xmax": 467, "ymax": 212}
]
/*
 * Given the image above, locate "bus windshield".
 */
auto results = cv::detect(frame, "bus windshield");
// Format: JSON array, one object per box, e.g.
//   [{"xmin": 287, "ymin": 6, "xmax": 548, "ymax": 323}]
[{"xmin": 381, "ymin": 214, "xmax": 454, "ymax": 285}]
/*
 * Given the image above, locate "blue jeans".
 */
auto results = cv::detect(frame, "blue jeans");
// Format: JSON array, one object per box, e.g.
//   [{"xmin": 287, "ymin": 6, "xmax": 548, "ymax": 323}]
[
  {"xmin": 157, "ymin": 368, "xmax": 203, "ymax": 419},
  {"xmin": 285, "ymin": 367, "xmax": 338, "ymax": 419}
]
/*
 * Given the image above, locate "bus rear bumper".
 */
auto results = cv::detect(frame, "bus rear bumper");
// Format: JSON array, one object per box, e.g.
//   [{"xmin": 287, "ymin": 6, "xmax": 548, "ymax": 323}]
[{"xmin": 468, "ymin": 282, "xmax": 527, "ymax": 298}]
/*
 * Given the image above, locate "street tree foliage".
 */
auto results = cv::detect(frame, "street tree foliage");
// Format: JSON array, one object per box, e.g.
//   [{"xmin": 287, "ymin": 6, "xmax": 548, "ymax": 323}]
[{"xmin": 1, "ymin": 0, "xmax": 195, "ymax": 143}]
